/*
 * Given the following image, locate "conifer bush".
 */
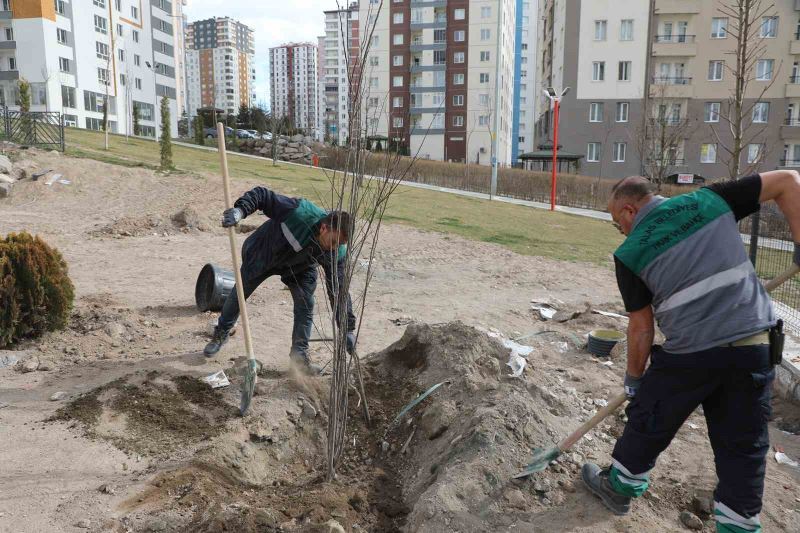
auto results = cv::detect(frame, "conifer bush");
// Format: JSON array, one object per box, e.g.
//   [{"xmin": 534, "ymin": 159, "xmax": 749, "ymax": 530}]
[{"xmin": 0, "ymin": 233, "xmax": 74, "ymax": 348}]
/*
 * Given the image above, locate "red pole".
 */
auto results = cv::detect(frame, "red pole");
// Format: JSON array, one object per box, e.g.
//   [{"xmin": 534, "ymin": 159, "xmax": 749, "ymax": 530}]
[{"xmin": 550, "ymin": 100, "xmax": 560, "ymax": 211}]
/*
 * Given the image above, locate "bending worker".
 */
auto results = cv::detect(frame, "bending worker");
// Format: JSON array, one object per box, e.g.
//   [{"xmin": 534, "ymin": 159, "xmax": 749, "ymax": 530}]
[
  {"xmin": 204, "ymin": 186, "xmax": 357, "ymax": 373},
  {"xmin": 583, "ymin": 171, "xmax": 800, "ymax": 533}
]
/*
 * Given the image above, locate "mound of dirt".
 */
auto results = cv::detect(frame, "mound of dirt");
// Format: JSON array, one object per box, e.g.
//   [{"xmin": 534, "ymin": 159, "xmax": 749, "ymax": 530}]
[
  {"xmin": 51, "ymin": 371, "xmax": 236, "ymax": 456},
  {"xmin": 91, "ymin": 207, "xmax": 215, "ymax": 237}
]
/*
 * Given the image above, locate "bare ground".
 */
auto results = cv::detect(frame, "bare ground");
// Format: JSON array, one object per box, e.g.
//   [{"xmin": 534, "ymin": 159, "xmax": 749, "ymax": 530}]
[{"xmin": 1, "ymin": 147, "xmax": 799, "ymax": 532}]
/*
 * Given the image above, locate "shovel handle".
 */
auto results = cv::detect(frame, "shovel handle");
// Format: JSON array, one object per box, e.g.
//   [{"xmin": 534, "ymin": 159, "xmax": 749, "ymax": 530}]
[
  {"xmin": 765, "ymin": 264, "xmax": 800, "ymax": 294},
  {"xmin": 558, "ymin": 393, "xmax": 628, "ymax": 452},
  {"xmin": 217, "ymin": 123, "xmax": 255, "ymax": 362}
]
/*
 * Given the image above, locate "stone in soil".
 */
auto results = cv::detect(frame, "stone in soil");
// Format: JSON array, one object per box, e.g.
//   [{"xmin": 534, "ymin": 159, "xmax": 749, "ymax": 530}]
[
  {"xmin": 49, "ymin": 391, "xmax": 68, "ymax": 401},
  {"xmin": 680, "ymin": 511, "xmax": 704, "ymax": 530}
]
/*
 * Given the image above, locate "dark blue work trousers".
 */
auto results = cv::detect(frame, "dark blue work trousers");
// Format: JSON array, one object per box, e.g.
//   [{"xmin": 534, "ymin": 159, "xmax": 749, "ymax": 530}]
[{"xmin": 611, "ymin": 344, "xmax": 774, "ymax": 520}]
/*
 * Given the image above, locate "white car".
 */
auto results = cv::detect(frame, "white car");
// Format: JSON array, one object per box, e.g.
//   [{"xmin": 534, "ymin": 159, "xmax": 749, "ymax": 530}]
[{"xmin": 261, "ymin": 132, "xmax": 273, "ymax": 141}]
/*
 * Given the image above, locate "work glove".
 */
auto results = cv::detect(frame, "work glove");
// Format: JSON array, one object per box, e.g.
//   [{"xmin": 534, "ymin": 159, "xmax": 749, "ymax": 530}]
[
  {"xmin": 221, "ymin": 207, "xmax": 244, "ymax": 227},
  {"xmin": 794, "ymin": 243, "xmax": 800, "ymax": 267},
  {"xmin": 624, "ymin": 372, "xmax": 642, "ymax": 399},
  {"xmin": 346, "ymin": 332, "xmax": 357, "ymax": 355}
]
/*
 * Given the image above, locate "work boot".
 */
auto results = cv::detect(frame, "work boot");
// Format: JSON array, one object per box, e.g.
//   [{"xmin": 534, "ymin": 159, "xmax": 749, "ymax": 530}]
[
  {"xmin": 204, "ymin": 326, "xmax": 230, "ymax": 357},
  {"xmin": 582, "ymin": 463, "xmax": 631, "ymax": 516},
  {"xmin": 289, "ymin": 349, "xmax": 322, "ymax": 376}
]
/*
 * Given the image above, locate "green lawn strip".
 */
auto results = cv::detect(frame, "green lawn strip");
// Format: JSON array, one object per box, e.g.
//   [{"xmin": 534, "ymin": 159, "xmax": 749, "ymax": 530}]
[{"xmin": 65, "ymin": 129, "xmax": 623, "ymax": 265}]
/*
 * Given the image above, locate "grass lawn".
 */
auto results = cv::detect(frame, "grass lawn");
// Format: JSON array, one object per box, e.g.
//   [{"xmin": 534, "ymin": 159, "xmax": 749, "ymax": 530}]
[{"xmin": 65, "ymin": 129, "xmax": 623, "ymax": 265}]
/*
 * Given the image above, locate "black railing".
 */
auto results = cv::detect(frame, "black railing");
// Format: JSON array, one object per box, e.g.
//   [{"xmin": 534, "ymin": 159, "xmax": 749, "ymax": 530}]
[
  {"xmin": 654, "ymin": 34, "xmax": 696, "ymax": 43},
  {"xmin": 784, "ymin": 118, "xmax": 800, "ymax": 126},
  {"xmin": 652, "ymin": 76, "xmax": 692, "ymax": 85},
  {"xmin": 780, "ymin": 158, "xmax": 800, "ymax": 166},
  {"xmin": 1, "ymin": 108, "xmax": 65, "ymax": 151},
  {"xmin": 790, "ymin": 75, "xmax": 800, "ymax": 84}
]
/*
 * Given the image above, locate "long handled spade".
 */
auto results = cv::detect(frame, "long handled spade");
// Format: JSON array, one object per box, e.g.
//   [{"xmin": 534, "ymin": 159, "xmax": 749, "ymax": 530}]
[
  {"xmin": 216, "ymin": 122, "xmax": 258, "ymax": 416},
  {"xmin": 514, "ymin": 263, "xmax": 800, "ymax": 479}
]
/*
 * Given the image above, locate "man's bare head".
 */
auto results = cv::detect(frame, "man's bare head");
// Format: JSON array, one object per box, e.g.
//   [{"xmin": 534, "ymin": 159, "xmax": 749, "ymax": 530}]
[{"xmin": 608, "ymin": 176, "xmax": 655, "ymax": 235}]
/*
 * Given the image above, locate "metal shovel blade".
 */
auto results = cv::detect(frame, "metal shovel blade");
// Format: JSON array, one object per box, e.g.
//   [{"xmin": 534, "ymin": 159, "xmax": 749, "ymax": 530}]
[
  {"xmin": 513, "ymin": 446, "xmax": 561, "ymax": 479},
  {"xmin": 239, "ymin": 358, "xmax": 258, "ymax": 416}
]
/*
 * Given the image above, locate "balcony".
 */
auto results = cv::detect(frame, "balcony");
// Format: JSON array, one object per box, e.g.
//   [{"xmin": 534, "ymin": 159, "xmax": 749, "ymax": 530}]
[
  {"xmin": 787, "ymin": 77, "xmax": 800, "ymax": 97},
  {"xmin": 410, "ymin": 42, "xmax": 446, "ymax": 52},
  {"xmin": 0, "ymin": 40, "xmax": 14, "ymax": 50},
  {"xmin": 652, "ymin": 34, "xmax": 697, "ymax": 56},
  {"xmin": 0, "ymin": 70, "xmax": 18, "ymax": 81},
  {"xmin": 781, "ymin": 118, "xmax": 800, "ymax": 138},
  {"xmin": 791, "ymin": 37, "xmax": 800, "ymax": 55},
  {"xmin": 0, "ymin": 11, "xmax": 10, "ymax": 20},
  {"xmin": 655, "ymin": 0, "xmax": 702, "ymax": 14},
  {"xmin": 779, "ymin": 158, "xmax": 800, "ymax": 167},
  {"xmin": 650, "ymin": 76, "xmax": 694, "ymax": 98},
  {"xmin": 410, "ymin": 16, "xmax": 446, "ymax": 30}
]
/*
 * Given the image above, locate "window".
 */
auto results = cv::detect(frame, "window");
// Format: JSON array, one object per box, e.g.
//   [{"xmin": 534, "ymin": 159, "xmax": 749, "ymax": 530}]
[
  {"xmin": 61, "ymin": 85, "xmax": 76, "ymax": 108},
  {"xmin": 93, "ymin": 0, "xmax": 105, "ymax": 7},
  {"xmin": 587, "ymin": 142, "xmax": 601, "ymax": 162},
  {"xmin": 55, "ymin": 0, "xmax": 65, "ymax": 15},
  {"xmin": 8, "ymin": 57, "xmax": 15, "ymax": 70},
  {"xmin": 760, "ymin": 16, "xmax": 777, "ymax": 38},
  {"xmin": 369, "ymin": 56, "xmax": 379, "ymax": 66},
  {"xmin": 393, "ymin": 55, "xmax": 403, "ymax": 66},
  {"xmin": 454, "ymin": 8, "xmax": 465, "ymax": 20},
  {"xmin": 704, "ymin": 102, "xmax": 720, "ymax": 122},
  {"xmin": 620, "ymin": 19, "xmax": 634, "ymax": 41},
  {"xmin": 594, "ymin": 20, "xmax": 607, "ymax": 41},
  {"xmin": 480, "ymin": 51, "xmax": 490, "ymax": 62},
  {"xmin": 119, "ymin": 74, "xmax": 126, "ymax": 86},
  {"xmin": 393, "ymin": 12, "xmax": 403, "ymax": 24},
  {"xmin": 57, "ymin": 27, "xmax": 67, "ymax": 44},
  {"xmin": 454, "ymin": 73, "xmax": 465, "ymax": 85},
  {"xmin": 481, "ymin": 6, "xmax": 491, "ymax": 18},
  {"xmin": 4, "ymin": 27, "xmax": 10, "ymax": 40},
  {"xmin": 454, "ymin": 52, "xmax": 464, "ymax": 63},
  {"xmin": 708, "ymin": 60, "xmax": 724, "ymax": 81},
  {"xmin": 98, "ymin": 67, "xmax": 110, "ymax": 85},
  {"xmin": 392, "ymin": 96, "xmax": 403, "ymax": 108},
  {"xmin": 116, "ymin": 23, "xmax": 123, "ymax": 36},
  {"xmin": 589, "ymin": 102, "xmax": 604, "ymax": 122},
  {"xmin": 130, "ymin": 5, "xmax": 138, "ymax": 18},
  {"xmin": 711, "ymin": 17, "xmax": 727, "ymax": 38},
  {"xmin": 392, "ymin": 117, "xmax": 403, "ymax": 128},
  {"xmin": 756, "ymin": 59, "xmax": 774, "ymax": 80},
  {"xmin": 615, "ymin": 102, "xmax": 629, "ymax": 122},
  {"xmin": 592, "ymin": 61, "xmax": 605, "ymax": 81},
  {"xmin": 752, "ymin": 102, "xmax": 769, "ymax": 123},
  {"xmin": 479, "ymin": 73, "xmax": 490, "ymax": 84},
  {"xmin": 132, "ymin": 30, "xmax": 139, "ymax": 43},
  {"xmin": 747, "ymin": 144, "xmax": 764, "ymax": 164},
  {"xmin": 453, "ymin": 94, "xmax": 464, "ymax": 106},
  {"xmin": 701, "ymin": 143, "xmax": 717, "ymax": 163},
  {"xmin": 453, "ymin": 115, "xmax": 464, "ymax": 127},
  {"xmin": 96, "ymin": 41, "xmax": 109, "ymax": 61},
  {"xmin": 135, "ymin": 78, "xmax": 142, "ymax": 90},
  {"xmin": 393, "ymin": 34, "xmax": 404, "ymax": 45},
  {"xmin": 393, "ymin": 75, "xmax": 403, "ymax": 87},
  {"xmin": 433, "ymin": 29, "xmax": 446, "ymax": 43},
  {"xmin": 481, "ymin": 29, "xmax": 491, "ymax": 40},
  {"xmin": 134, "ymin": 54, "xmax": 140, "ymax": 66},
  {"xmin": 454, "ymin": 30, "xmax": 465, "ymax": 42},
  {"xmin": 59, "ymin": 57, "xmax": 70, "ymax": 73},
  {"xmin": 478, "ymin": 115, "xmax": 489, "ymax": 126},
  {"xmin": 372, "ymin": 35, "xmax": 379, "ymax": 46},
  {"xmin": 618, "ymin": 61, "xmax": 631, "ymax": 81},
  {"xmin": 94, "ymin": 14, "xmax": 107, "ymax": 33},
  {"xmin": 115, "ymin": 0, "xmax": 120, "ymax": 9},
  {"xmin": 479, "ymin": 94, "xmax": 489, "ymax": 106},
  {"xmin": 613, "ymin": 142, "xmax": 627, "ymax": 162},
  {"xmin": 434, "ymin": 50, "xmax": 446, "ymax": 64}
]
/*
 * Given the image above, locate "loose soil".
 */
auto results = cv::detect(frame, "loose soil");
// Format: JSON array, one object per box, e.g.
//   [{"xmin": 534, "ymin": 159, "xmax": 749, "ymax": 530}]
[{"xmin": 1, "ymin": 146, "xmax": 799, "ymax": 532}]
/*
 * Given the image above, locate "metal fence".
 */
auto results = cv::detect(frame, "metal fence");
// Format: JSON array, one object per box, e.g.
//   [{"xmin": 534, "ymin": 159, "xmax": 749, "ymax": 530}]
[
  {"xmin": 0, "ymin": 107, "xmax": 65, "ymax": 151},
  {"xmin": 740, "ymin": 207, "xmax": 800, "ymax": 331}
]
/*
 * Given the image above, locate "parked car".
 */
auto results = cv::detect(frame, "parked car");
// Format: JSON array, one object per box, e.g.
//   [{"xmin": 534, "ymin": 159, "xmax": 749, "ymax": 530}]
[
  {"xmin": 236, "ymin": 129, "xmax": 256, "ymax": 139},
  {"xmin": 246, "ymin": 130, "xmax": 259, "ymax": 137},
  {"xmin": 203, "ymin": 126, "xmax": 234, "ymax": 139},
  {"xmin": 260, "ymin": 132, "xmax": 273, "ymax": 141}
]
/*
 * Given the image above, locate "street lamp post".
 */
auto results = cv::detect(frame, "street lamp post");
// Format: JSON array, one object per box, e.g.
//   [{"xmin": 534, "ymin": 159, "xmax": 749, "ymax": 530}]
[{"xmin": 543, "ymin": 86, "xmax": 570, "ymax": 211}]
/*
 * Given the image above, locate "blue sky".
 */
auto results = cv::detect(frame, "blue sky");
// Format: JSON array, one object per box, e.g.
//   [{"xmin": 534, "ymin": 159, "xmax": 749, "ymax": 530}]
[{"xmin": 184, "ymin": 0, "xmax": 342, "ymax": 109}]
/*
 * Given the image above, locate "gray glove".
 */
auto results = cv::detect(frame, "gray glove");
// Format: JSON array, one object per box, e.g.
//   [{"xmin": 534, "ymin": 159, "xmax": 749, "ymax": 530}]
[
  {"xmin": 346, "ymin": 332, "xmax": 357, "ymax": 355},
  {"xmin": 624, "ymin": 373, "xmax": 642, "ymax": 399},
  {"xmin": 794, "ymin": 243, "xmax": 800, "ymax": 267},
  {"xmin": 221, "ymin": 207, "xmax": 244, "ymax": 227}
]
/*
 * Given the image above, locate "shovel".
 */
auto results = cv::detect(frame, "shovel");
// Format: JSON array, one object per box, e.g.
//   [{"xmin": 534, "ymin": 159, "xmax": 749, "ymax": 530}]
[
  {"xmin": 514, "ymin": 263, "xmax": 800, "ymax": 478},
  {"xmin": 216, "ymin": 122, "xmax": 258, "ymax": 416}
]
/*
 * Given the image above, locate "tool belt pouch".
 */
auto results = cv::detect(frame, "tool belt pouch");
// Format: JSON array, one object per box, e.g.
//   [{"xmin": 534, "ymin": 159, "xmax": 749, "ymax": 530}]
[{"xmin": 769, "ymin": 320, "xmax": 785, "ymax": 366}]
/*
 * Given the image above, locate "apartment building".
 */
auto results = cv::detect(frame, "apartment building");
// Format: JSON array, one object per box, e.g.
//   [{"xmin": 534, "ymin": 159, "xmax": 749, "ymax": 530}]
[
  {"xmin": 360, "ymin": 0, "xmax": 517, "ymax": 165},
  {"xmin": 172, "ymin": 0, "xmax": 188, "ymax": 117},
  {"xmin": 1, "ymin": 0, "xmax": 179, "ymax": 137},
  {"xmin": 321, "ymin": 3, "xmax": 359, "ymax": 145},
  {"xmin": 185, "ymin": 16, "xmax": 256, "ymax": 117},
  {"xmin": 535, "ymin": 0, "xmax": 800, "ymax": 180},
  {"xmin": 269, "ymin": 42, "xmax": 320, "ymax": 135},
  {"xmin": 512, "ymin": 0, "xmax": 537, "ymax": 163}
]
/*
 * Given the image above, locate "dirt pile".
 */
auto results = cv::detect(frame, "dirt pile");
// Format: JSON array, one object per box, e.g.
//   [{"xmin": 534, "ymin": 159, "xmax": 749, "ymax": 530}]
[{"xmin": 91, "ymin": 207, "xmax": 216, "ymax": 238}]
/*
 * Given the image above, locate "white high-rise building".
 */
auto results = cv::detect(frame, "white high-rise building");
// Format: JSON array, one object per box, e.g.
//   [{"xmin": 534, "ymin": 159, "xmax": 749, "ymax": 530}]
[
  {"xmin": 185, "ymin": 17, "xmax": 256, "ymax": 117},
  {"xmin": 321, "ymin": 3, "xmax": 358, "ymax": 145},
  {"xmin": 360, "ymin": 0, "xmax": 517, "ymax": 164},
  {"xmin": 269, "ymin": 42, "xmax": 319, "ymax": 135},
  {"xmin": 513, "ymin": 0, "xmax": 538, "ymax": 163},
  {"xmin": 1, "ymin": 0, "xmax": 180, "ymax": 137}
]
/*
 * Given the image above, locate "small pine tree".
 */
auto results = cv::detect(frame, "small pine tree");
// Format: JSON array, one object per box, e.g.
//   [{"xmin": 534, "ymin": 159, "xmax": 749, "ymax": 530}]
[
  {"xmin": 18, "ymin": 78, "xmax": 31, "ymax": 112},
  {"xmin": 101, "ymin": 97, "xmax": 108, "ymax": 132},
  {"xmin": 132, "ymin": 103, "xmax": 141, "ymax": 136},
  {"xmin": 159, "ymin": 96, "xmax": 173, "ymax": 170},
  {"xmin": 194, "ymin": 116, "xmax": 204, "ymax": 146},
  {"xmin": 0, "ymin": 233, "xmax": 74, "ymax": 348}
]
